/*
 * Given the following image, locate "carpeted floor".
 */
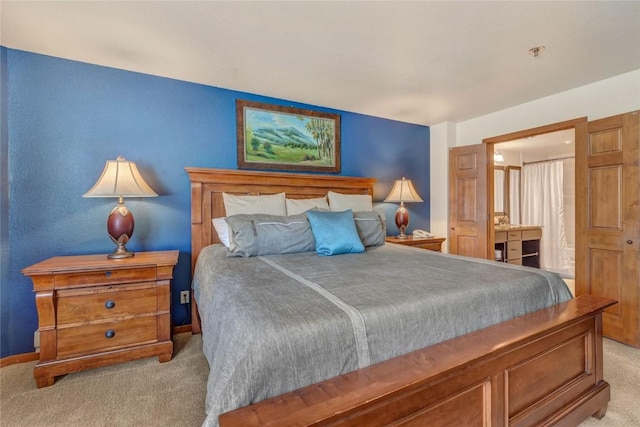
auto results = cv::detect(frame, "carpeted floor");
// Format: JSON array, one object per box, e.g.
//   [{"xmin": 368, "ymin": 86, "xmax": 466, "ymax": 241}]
[
  {"xmin": 0, "ymin": 333, "xmax": 208, "ymax": 427},
  {"xmin": 577, "ymin": 338, "xmax": 640, "ymax": 427},
  {"xmin": 1, "ymin": 333, "xmax": 638, "ymax": 426}
]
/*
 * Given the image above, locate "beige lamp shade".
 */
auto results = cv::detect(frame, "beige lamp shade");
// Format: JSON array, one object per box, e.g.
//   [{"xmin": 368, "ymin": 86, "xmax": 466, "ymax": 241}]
[
  {"xmin": 83, "ymin": 156, "xmax": 157, "ymax": 259},
  {"xmin": 384, "ymin": 177, "xmax": 423, "ymax": 239},
  {"xmin": 384, "ymin": 177, "xmax": 423, "ymax": 203},
  {"xmin": 83, "ymin": 156, "xmax": 158, "ymax": 198}
]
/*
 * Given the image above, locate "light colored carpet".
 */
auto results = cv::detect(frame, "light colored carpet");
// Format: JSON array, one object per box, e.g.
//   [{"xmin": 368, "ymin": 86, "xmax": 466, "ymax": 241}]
[
  {"xmin": 578, "ymin": 338, "xmax": 640, "ymax": 427},
  {"xmin": 1, "ymin": 333, "xmax": 638, "ymax": 426},
  {"xmin": 1, "ymin": 333, "xmax": 208, "ymax": 427}
]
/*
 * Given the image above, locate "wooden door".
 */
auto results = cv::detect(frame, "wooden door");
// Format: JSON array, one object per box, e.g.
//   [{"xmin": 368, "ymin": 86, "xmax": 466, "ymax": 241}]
[
  {"xmin": 448, "ymin": 145, "xmax": 489, "ymax": 258},
  {"xmin": 576, "ymin": 111, "xmax": 640, "ymax": 348}
]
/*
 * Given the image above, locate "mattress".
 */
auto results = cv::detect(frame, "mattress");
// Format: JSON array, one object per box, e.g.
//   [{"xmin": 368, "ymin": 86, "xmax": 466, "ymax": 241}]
[{"xmin": 192, "ymin": 243, "xmax": 572, "ymax": 427}]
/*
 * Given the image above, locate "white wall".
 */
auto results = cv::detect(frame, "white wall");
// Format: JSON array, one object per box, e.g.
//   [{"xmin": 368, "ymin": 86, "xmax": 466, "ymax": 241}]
[
  {"xmin": 456, "ymin": 69, "xmax": 640, "ymax": 147},
  {"xmin": 430, "ymin": 69, "xmax": 640, "ymax": 253},
  {"xmin": 429, "ymin": 121, "xmax": 456, "ymax": 253}
]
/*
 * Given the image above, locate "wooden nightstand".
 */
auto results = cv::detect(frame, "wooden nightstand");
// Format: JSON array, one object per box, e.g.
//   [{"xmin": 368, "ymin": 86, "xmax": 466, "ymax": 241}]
[
  {"xmin": 22, "ymin": 250, "xmax": 179, "ymax": 388},
  {"xmin": 385, "ymin": 236, "xmax": 446, "ymax": 252}
]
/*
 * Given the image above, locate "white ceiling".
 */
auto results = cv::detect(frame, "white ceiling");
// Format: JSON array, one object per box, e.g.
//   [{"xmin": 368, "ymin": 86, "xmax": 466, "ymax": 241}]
[
  {"xmin": 2, "ymin": 1, "xmax": 639, "ymax": 126},
  {"xmin": 496, "ymin": 128, "xmax": 575, "ymax": 162}
]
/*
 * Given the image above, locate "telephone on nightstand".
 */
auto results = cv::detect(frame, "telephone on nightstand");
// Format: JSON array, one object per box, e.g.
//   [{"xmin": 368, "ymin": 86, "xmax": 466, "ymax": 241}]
[{"xmin": 413, "ymin": 229, "xmax": 435, "ymax": 239}]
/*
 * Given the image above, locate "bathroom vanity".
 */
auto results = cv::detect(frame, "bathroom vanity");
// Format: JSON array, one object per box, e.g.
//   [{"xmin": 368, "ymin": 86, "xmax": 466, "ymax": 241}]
[{"xmin": 494, "ymin": 225, "xmax": 542, "ymax": 268}]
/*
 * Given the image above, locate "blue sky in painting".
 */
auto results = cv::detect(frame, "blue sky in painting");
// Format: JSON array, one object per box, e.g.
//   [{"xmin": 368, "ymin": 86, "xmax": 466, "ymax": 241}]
[{"xmin": 246, "ymin": 108, "xmax": 312, "ymax": 135}]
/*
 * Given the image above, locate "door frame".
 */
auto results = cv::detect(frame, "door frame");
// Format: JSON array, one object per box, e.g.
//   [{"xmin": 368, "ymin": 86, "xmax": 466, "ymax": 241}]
[{"xmin": 481, "ymin": 117, "xmax": 588, "ymax": 259}]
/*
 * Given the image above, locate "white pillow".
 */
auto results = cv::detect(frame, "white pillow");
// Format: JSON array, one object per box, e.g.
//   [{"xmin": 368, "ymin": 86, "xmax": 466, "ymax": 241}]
[
  {"xmin": 222, "ymin": 192, "xmax": 287, "ymax": 216},
  {"xmin": 212, "ymin": 217, "xmax": 230, "ymax": 247},
  {"xmin": 285, "ymin": 197, "xmax": 329, "ymax": 216},
  {"xmin": 327, "ymin": 191, "xmax": 373, "ymax": 212}
]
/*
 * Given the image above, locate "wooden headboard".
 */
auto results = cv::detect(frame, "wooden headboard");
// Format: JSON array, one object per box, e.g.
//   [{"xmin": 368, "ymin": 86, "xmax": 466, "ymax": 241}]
[
  {"xmin": 185, "ymin": 167, "xmax": 376, "ymax": 333},
  {"xmin": 185, "ymin": 167, "xmax": 376, "ymax": 270}
]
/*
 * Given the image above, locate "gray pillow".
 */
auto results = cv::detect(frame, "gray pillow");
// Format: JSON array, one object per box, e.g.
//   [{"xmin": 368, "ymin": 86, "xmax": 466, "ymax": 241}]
[
  {"xmin": 225, "ymin": 213, "xmax": 316, "ymax": 257},
  {"xmin": 354, "ymin": 211, "xmax": 386, "ymax": 247}
]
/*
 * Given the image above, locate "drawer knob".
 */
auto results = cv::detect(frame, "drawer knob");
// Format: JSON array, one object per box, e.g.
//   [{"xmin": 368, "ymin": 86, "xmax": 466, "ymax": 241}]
[
  {"xmin": 105, "ymin": 330, "xmax": 116, "ymax": 339},
  {"xmin": 627, "ymin": 240, "xmax": 633, "ymax": 244},
  {"xmin": 104, "ymin": 300, "xmax": 116, "ymax": 309},
  {"xmin": 105, "ymin": 271, "xmax": 112, "ymax": 277}
]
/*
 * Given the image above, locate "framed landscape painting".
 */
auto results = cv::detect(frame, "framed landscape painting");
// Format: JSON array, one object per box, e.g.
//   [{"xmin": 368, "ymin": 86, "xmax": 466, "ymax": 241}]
[{"xmin": 236, "ymin": 100, "xmax": 341, "ymax": 173}]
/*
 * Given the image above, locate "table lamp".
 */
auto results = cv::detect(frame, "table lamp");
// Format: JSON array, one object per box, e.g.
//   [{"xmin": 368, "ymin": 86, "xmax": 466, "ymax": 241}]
[
  {"xmin": 384, "ymin": 177, "xmax": 423, "ymax": 239},
  {"xmin": 83, "ymin": 156, "xmax": 158, "ymax": 259}
]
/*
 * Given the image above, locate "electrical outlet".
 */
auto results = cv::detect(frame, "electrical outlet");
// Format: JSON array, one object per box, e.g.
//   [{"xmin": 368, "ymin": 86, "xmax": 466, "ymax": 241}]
[
  {"xmin": 34, "ymin": 331, "xmax": 40, "ymax": 353},
  {"xmin": 180, "ymin": 290, "xmax": 190, "ymax": 304}
]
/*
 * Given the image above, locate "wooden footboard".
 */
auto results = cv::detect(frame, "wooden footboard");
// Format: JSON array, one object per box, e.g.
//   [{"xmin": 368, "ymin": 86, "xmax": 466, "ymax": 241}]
[{"xmin": 219, "ymin": 295, "xmax": 615, "ymax": 427}]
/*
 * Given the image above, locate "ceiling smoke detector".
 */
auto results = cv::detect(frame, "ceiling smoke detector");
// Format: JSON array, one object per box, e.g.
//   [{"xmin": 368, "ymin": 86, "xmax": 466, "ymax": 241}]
[{"xmin": 529, "ymin": 46, "xmax": 546, "ymax": 58}]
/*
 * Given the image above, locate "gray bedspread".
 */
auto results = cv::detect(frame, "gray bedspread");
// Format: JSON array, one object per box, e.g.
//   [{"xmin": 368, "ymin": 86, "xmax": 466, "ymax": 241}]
[{"xmin": 192, "ymin": 243, "xmax": 572, "ymax": 427}]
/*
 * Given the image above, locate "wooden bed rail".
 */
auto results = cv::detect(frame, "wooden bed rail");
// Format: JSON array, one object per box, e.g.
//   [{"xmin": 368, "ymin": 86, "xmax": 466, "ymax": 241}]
[{"xmin": 220, "ymin": 295, "xmax": 615, "ymax": 427}]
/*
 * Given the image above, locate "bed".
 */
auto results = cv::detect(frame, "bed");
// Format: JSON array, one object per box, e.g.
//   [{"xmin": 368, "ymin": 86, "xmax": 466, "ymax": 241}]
[{"xmin": 186, "ymin": 167, "xmax": 614, "ymax": 427}]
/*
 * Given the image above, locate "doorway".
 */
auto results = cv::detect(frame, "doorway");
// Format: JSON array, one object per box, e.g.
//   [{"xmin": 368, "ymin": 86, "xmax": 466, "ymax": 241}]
[
  {"xmin": 493, "ymin": 129, "xmax": 576, "ymax": 278},
  {"xmin": 450, "ymin": 112, "xmax": 640, "ymax": 347},
  {"xmin": 479, "ymin": 117, "xmax": 587, "ymax": 281}
]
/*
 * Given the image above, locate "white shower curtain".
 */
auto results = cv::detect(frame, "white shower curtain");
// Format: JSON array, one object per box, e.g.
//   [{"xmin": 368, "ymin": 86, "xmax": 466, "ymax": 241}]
[{"xmin": 522, "ymin": 160, "xmax": 571, "ymax": 275}]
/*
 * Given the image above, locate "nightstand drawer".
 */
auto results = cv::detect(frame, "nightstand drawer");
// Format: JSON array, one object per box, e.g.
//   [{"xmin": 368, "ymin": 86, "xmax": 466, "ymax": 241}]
[
  {"xmin": 385, "ymin": 236, "xmax": 445, "ymax": 252},
  {"xmin": 56, "ymin": 286, "xmax": 158, "ymax": 325},
  {"xmin": 54, "ymin": 267, "xmax": 157, "ymax": 288},
  {"xmin": 414, "ymin": 242, "xmax": 444, "ymax": 251},
  {"xmin": 57, "ymin": 316, "xmax": 158, "ymax": 358}
]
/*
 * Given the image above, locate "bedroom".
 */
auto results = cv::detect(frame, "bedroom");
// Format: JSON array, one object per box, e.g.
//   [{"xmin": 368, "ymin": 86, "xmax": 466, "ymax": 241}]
[{"xmin": 2, "ymin": 1, "xmax": 639, "ymax": 426}]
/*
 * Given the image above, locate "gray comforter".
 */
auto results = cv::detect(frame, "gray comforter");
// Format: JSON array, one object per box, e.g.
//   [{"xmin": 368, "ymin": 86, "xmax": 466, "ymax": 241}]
[{"xmin": 192, "ymin": 243, "xmax": 572, "ymax": 427}]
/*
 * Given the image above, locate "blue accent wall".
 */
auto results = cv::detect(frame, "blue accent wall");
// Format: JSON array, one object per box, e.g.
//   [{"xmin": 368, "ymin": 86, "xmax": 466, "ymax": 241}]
[
  {"xmin": 1, "ymin": 47, "xmax": 430, "ymax": 357},
  {"xmin": 1, "ymin": 48, "xmax": 10, "ymax": 355}
]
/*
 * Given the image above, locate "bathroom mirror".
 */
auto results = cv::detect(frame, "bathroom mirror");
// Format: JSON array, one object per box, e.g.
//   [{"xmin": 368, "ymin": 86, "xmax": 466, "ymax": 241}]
[
  {"xmin": 494, "ymin": 166, "xmax": 506, "ymax": 216},
  {"xmin": 494, "ymin": 165, "xmax": 521, "ymax": 222}
]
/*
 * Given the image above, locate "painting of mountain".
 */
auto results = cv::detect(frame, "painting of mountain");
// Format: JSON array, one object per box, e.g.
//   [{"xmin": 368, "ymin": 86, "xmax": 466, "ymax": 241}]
[
  {"xmin": 252, "ymin": 127, "xmax": 316, "ymax": 147},
  {"xmin": 237, "ymin": 100, "xmax": 341, "ymax": 173}
]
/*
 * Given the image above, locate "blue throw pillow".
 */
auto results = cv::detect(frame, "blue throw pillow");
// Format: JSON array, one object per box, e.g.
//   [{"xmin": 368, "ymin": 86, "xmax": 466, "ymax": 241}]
[{"xmin": 306, "ymin": 209, "xmax": 365, "ymax": 256}]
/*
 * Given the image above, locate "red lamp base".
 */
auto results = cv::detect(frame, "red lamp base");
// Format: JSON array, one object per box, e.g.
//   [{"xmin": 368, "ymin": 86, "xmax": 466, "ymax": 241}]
[
  {"xmin": 394, "ymin": 203, "xmax": 410, "ymax": 239},
  {"xmin": 107, "ymin": 201, "xmax": 135, "ymax": 259}
]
